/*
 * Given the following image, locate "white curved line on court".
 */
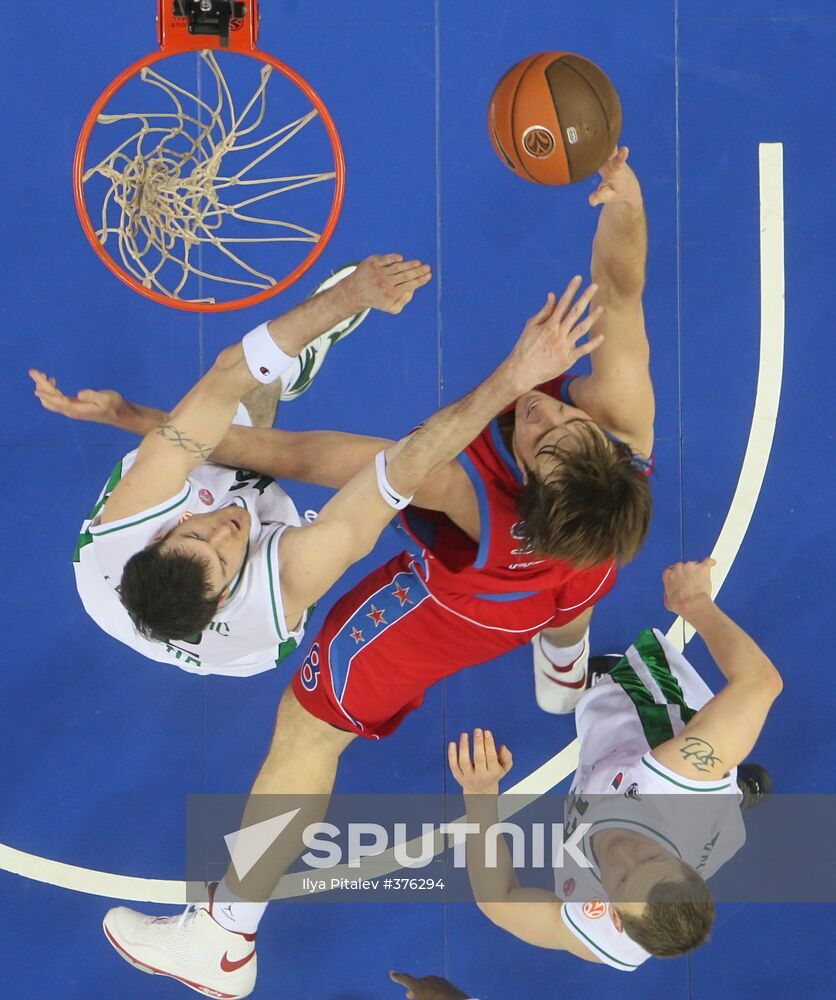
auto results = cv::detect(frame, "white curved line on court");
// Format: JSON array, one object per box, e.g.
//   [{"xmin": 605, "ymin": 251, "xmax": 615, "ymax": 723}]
[{"xmin": 0, "ymin": 144, "xmax": 785, "ymax": 904}]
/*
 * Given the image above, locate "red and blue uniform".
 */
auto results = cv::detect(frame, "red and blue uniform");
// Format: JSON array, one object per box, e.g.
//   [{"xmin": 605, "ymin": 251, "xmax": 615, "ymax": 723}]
[{"xmin": 292, "ymin": 376, "xmax": 651, "ymax": 738}]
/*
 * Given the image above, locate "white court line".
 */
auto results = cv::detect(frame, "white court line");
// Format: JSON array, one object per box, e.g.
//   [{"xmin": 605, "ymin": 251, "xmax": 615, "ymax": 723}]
[
  {"xmin": 665, "ymin": 143, "xmax": 785, "ymax": 652},
  {"xmin": 0, "ymin": 145, "xmax": 786, "ymax": 904}
]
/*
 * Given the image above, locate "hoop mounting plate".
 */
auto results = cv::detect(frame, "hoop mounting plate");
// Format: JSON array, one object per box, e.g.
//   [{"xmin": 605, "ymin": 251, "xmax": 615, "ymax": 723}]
[{"xmin": 158, "ymin": 0, "xmax": 259, "ymax": 53}]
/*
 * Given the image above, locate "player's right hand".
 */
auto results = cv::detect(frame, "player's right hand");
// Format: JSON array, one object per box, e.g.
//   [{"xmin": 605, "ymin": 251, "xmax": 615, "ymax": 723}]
[
  {"xmin": 389, "ymin": 971, "xmax": 470, "ymax": 1000},
  {"xmin": 348, "ymin": 253, "xmax": 432, "ymax": 314},
  {"xmin": 588, "ymin": 145, "xmax": 642, "ymax": 208},
  {"xmin": 29, "ymin": 369, "xmax": 124, "ymax": 426},
  {"xmin": 504, "ymin": 276, "xmax": 604, "ymax": 395},
  {"xmin": 448, "ymin": 728, "xmax": 513, "ymax": 795},
  {"xmin": 663, "ymin": 558, "xmax": 716, "ymax": 619}
]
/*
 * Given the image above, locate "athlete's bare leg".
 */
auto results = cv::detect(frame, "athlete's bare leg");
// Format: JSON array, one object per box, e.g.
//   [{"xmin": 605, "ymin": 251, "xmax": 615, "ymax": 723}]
[
  {"xmin": 539, "ymin": 606, "xmax": 593, "ymax": 647},
  {"xmin": 220, "ymin": 687, "xmax": 357, "ymax": 904}
]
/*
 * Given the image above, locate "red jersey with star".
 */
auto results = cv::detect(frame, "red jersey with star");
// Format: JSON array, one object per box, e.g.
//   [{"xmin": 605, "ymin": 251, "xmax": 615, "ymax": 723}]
[{"xmin": 398, "ymin": 376, "xmax": 647, "ymax": 630}]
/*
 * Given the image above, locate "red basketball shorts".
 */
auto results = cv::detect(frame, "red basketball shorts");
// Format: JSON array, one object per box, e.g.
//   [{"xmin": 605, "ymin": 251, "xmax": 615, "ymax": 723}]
[{"xmin": 291, "ymin": 550, "xmax": 597, "ymax": 739}]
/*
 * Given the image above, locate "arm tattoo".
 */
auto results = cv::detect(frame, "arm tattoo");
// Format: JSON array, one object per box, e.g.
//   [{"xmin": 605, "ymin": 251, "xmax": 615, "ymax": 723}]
[
  {"xmin": 678, "ymin": 736, "xmax": 722, "ymax": 773},
  {"xmin": 156, "ymin": 420, "xmax": 212, "ymax": 461}
]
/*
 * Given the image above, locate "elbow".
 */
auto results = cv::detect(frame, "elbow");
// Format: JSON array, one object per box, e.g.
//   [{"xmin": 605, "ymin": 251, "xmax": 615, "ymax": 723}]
[
  {"xmin": 477, "ymin": 899, "xmax": 513, "ymax": 930},
  {"xmin": 211, "ymin": 344, "xmax": 242, "ymax": 372},
  {"xmin": 766, "ymin": 664, "xmax": 783, "ymax": 699}
]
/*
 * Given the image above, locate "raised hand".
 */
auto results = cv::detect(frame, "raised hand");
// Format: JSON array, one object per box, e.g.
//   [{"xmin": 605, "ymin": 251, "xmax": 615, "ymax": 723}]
[
  {"xmin": 347, "ymin": 253, "xmax": 432, "ymax": 314},
  {"xmin": 29, "ymin": 369, "xmax": 125, "ymax": 426},
  {"xmin": 503, "ymin": 276, "xmax": 604, "ymax": 395},
  {"xmin": 448, "ymin": 728, "xmax": 513, "ymax": 796},
  {"xmin": 589, "ymin": 146, "xmax": 642, "ymax": 208},
  {"xmin": 663, "ymin": 558, "xmax": 717, "ymax": 619}
]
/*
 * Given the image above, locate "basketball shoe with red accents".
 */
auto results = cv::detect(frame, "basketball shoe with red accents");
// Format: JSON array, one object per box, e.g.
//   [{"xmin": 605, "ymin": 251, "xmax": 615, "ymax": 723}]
[
  {"xmin": 102, "ymin": 884, "xmax": 257, "ymax": 999},
  {"xmin": 531, "ymin": 628, "xmax": 590, "ymax": 714}
]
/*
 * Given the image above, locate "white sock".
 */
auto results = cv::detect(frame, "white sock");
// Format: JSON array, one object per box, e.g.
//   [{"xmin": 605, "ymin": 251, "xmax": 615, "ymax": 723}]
[
  {"xmin": 211, "ymin": 878, "xmax": 268, "ymax": 935},
  {"xmin": 540, "ymin": 636, "xmax": 585, "ymax": 670}
]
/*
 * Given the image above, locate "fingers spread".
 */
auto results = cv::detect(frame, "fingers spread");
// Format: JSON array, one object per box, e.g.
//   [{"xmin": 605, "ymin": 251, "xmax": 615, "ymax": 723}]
[
  {"xmin": 575, "ymin": 333, "xmax": 605, "ymax": 359},
  {"xmin": 532, "ymin": 291, "xmax": 557, "ymax": 324},
  {"xmin": 555, "ymin": 275, "xmax": 583, "ymax": 318}
]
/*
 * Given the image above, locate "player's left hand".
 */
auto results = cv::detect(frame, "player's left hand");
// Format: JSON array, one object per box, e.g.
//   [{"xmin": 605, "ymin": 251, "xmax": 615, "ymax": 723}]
[
  {"xmin": 389, "ymin": 971, "xmax": 470, "ymax": 1000},
  {"xmin": 29, "ymin": 369, "xmax": 125, "ymax": 426},
  {"xmin": 504, "ymin": 276, "xmax": 604, "ymax": 394},
  {"xmin": 448, "ymin": 728, "xmax": 513, "ymax": 795},
  {"xmin": 589, "ymin": 146, "xmax": 642, "ymax": 208},
  {"xmin": 347, "ymin": 254, "xmax": 432, "ymax": 314}
]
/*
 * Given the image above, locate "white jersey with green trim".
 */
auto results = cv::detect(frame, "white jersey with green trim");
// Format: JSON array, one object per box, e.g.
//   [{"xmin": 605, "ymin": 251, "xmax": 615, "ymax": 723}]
[
  {"xmin": 556, "ymin": 628, "xmax": 746, "ymax": 971},
  {"xmin": 73, "ymin": 447, "xmax": 306, "ymax": 677}
]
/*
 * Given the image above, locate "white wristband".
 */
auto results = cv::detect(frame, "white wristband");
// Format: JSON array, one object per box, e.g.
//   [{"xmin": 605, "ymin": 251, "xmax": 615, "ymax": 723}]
[
  {"xmin": 241, "ymin": 322, "xmax": 296, "ymax": 384},
  {"xmin": 375, "ymin": 450, "xmax": 413, "ymax": 510}
]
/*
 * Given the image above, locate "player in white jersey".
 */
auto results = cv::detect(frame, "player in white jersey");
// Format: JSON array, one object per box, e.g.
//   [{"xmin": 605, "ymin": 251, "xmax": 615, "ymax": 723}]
[
  {"xmin": 71, "ymin": 419, "xmax": 307, "ymax": 677},
  {"xmin": 33, "ymin": 254, "xmax": 442, "ymax": 677},
  {"xmin": 449, "ymin": 558, "xmax": 781, "ymax": 970}
]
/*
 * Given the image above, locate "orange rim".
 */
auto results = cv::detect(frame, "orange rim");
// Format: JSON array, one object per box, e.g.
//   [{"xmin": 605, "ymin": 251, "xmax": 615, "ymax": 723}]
[{"xmin": 73, "ymin": 48, "xmax": 345, "ymax": 313}]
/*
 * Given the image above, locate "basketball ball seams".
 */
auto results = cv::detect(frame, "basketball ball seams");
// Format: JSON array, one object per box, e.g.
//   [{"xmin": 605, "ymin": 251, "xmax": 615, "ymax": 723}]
[
  {"xmin": 489, "ymin": 100, "xmax": 516, "ymax": 170},
  {"xmin": 514, "ymin": 52, "xmax": 571, "ymax": 184},
  {"xmin": 488, "ymin": 50, "xmax": 620, "ymax": 186},
  {"xmin": 557, "ymin": 56, "xmax": 614, "ymax": 137},
  {"xmin": 508, "ymin": 62, "xmax": 537, "ymax": 182},
  {"xmin": 541, "ymin": 82, "xmax": 570, "ymax": 181}
]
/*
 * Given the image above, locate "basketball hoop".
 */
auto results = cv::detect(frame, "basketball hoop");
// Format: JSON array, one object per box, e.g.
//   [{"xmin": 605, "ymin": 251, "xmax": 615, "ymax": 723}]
[{"xmin": 73, "ymin": 1, "xmax": 345, "ymax": 312}]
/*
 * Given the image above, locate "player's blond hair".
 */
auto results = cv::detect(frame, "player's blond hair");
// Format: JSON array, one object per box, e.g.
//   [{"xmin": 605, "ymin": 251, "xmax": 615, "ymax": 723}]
[
  {"xmin": 618, "ymin": 866, "xmax": 715, "ymax": 957},
  {"xmin": 516, "ymin": 420, "xmax": 651, "ymax": 567}
]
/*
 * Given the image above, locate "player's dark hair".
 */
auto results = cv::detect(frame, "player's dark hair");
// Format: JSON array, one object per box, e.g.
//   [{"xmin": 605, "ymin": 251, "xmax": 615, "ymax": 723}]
[
  {"xmin": 119, "ymin": 532, "xmax": 222, "ymax": 642},
  {"xmin": 618, "ymin": 865, "xmax": 715, "ymax": 957},
  {"xmin": 516, "ymin": 420, "xmax": 651, "ymax": 567}
]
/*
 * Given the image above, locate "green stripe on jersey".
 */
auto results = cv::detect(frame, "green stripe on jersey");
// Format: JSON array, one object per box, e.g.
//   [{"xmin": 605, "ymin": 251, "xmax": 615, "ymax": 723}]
[
  {"xmin": 608, "ymin": 629, "xmax": 699, "ymax": 748},
  {"xmin": 634, "ymin": 630, "xmax": 697, "ymax": 725},
  {"xmin": 90, "ymin": 489, "xmax": 189, "ymax": 536},
  {"xmin": 73, "ymin": 459, "xmax": 124, "ymax": 563},
  {"xmin": 608, "ymin": 656, "xmax": 676, "ymax": 749}
]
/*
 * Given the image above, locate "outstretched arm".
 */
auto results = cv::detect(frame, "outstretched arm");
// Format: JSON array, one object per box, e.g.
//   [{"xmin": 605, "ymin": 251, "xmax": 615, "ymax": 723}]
[
  {"xmin": 277, "ymin": 277, "xmax": 605, "ymax": 626},
  {"xmin": 568, "ymin": 147, "xmax": 655, "ymax": 457},
  {"xmin": 447, "ymin": 730, "xmax": 600, "ymax": 962},
  {"xmin": 28, "ymin": 379, "xmax": 463, "ymax": 512},
  {"xmin": 651, "ymin": 559, "xmax": 783, "ymax": 779},
  {"xmin": 31, "ymin": 254, "xmax": 431, "ymax": 527}
]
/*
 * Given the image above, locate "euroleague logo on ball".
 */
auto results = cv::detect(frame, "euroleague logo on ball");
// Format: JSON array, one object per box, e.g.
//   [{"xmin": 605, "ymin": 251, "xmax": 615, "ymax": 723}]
[{"xmin": 521, "ymin": 125, "xmax": 556, "ymax": 158}]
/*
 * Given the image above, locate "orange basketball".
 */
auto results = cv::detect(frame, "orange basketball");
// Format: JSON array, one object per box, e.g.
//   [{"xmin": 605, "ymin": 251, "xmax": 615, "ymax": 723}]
[{"xmin": 488, "ymin": 52, "xmax": 622, "ymax": 185}]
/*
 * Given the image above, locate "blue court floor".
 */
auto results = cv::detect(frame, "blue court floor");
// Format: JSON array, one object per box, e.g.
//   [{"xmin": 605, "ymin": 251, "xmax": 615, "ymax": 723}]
[{"xmin": 1, "ymin": 2, "xmax": 834, "ymax": 998}]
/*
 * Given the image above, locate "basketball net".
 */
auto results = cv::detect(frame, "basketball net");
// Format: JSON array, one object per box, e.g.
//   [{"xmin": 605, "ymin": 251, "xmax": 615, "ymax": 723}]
[{"xmin": 83, "ymin": 50, "xmax": 335, "ymax": 304}]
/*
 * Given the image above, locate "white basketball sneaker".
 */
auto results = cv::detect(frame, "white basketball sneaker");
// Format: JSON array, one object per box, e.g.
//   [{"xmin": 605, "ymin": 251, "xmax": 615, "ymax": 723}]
[
  {"xmin": 280, "ymin": 264, "xmax": 371, "ymax": 400},
  {"xmin": 531, "ymin": 628, "xmax": 590, "ymax": 714},
  {"xmin": 103, "ymin": 885, "xmax": 257, "ymax": 998}
]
